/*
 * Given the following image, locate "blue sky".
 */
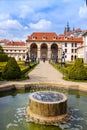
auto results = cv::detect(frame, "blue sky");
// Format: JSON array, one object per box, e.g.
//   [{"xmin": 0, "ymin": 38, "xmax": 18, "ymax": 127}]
[{"xmin": 0, "ymin": 0, "xmax": 87, "ymax": 41}]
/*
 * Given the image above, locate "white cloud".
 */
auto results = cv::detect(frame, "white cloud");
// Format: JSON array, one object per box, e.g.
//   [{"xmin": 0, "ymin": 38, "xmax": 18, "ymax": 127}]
[
  {"xmin": 79, "ymin": 4, "xmax": 87, "ymax": 19},
  {"xmin": 19, "ymin": 5, "xmax": 34, "ymax": 18},
  {"xmin": 0, "ymin": 20, "xmax": 23, "ymax": 30},
  {"xmin": 29, "ymin": 19, "xmax": 52, "ymax": 30}
]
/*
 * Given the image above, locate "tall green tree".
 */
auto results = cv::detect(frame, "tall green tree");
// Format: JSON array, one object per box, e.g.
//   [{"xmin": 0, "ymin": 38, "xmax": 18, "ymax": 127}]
[
  {"xmin": 0, "ymin": 45, "xmax": 4, "ymax": 54},
  {"xmin": 0, "ymin": 45, "xmax": 8, "ymax": 62}
]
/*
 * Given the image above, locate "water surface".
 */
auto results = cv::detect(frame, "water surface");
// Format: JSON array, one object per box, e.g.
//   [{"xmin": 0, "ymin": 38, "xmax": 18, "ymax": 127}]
[{"xmin": 0, "ymin": 89, "xmax": 87, "ymax": 130}]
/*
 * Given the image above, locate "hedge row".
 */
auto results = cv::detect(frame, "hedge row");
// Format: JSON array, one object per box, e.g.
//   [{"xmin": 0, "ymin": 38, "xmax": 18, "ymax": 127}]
[
  {"xmin": 21, "ymin": 63, "xmax": 37, "ymax": 75},
  {"xmin": 51, "ymin": 58, "xmax": 87, "ymax": 81}
]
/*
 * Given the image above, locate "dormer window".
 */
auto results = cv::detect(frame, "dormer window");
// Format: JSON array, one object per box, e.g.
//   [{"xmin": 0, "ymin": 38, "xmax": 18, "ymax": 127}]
[
  {"xmin": 42, "ymin": 35, "xmax": 47, "ymax": 40},
  {"xmin": 64, "ymin": 37, "xmax": 67, "ymax": 40},
  {"xmin": 32, "ymin": 36, "xmax": 37, "ymax": 40},
  {"xmin": 53, "ymin": 36, "xmax": 57, "ymax": 40}
]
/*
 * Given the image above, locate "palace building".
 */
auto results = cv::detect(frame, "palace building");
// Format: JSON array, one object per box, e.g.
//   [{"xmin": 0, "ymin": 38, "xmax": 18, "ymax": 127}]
[
  {"xmin": 1, "ymin": 27, "xmax": 86, "ymax": 62},
  {"xmin": 26, "ymin": 32, "xmax": 83, "ymax": 62},
  {"xmin": 26, "ymin": 32, "xmax": 62, "ymax": 62}
]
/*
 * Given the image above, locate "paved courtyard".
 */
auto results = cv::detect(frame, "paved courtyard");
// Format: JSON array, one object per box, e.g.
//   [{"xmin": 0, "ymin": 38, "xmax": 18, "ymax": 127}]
[
  {"xmin": 0, "ymin": 61, "xmax": 87, "ymax": 92},
  {"xmin": 28, "ymin": 61, "xmax": 63, "ymax": 82}
]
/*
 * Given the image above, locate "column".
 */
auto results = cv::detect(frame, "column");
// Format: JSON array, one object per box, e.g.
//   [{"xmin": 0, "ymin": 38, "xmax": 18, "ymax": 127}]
[
  {"xmin": 37, "ymin": 47, "xmax": 40, "ymax": 60},
  {"xmin": 48, "ymin": 47, "xmax": 51, "ymax": 60}
]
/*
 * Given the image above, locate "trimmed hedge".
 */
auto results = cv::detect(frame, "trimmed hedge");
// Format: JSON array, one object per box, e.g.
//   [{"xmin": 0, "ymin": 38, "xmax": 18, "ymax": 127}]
[
  {"xmin": 2, "ymin": 57, "xmax": 21, "ymax": 80},
  {"xmin": 68, "ymin": 58, "xmax": 87, "ymax": 80},
  {"xmin": 21, "ymin": 63, "xmax": 37, "ymax": 75}
]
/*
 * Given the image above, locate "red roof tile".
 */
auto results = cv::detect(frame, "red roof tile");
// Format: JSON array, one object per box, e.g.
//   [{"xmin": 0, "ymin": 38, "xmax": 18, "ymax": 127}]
[
  {"xmin": 0, "ymin": 39, "xmax": 10, "ymax": 43},
  {"xmin": 6, "ymin": 41, "xmax": 26, "ymax": 46},
  {"xmin": 26, "ymin": 32, "xmax": 83, "ymax": 43}
]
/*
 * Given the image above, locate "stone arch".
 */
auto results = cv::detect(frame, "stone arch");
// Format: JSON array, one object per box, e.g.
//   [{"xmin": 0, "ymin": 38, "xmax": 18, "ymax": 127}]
[
  {"xmin": 51, "ymin": 43, "xmax": 58, "ymax": 60},
  {"xmin": 40, "ymin": 43, "xmax": 48, "ymax": 60},
  {"xmin": 30, "ymin": 43, "xmax": 38, "ymax": 59}
]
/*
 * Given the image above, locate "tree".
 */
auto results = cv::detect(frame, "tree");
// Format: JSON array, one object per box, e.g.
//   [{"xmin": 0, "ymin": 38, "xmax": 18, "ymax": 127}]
[
  {"xmin": 0, "ymin": 45, "xmax": 4, "ymax": 54},
  {"xmin": 0, "ymin": 45, "xmax": 8, "ymax": 62},
  {"xmin": 2, "ymin": 57, "xmax": 21, "ymax": 80}
]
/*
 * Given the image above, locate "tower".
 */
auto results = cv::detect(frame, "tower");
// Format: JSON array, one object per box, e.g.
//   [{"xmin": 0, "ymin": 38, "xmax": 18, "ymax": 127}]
[
  {"xmin": 64, "ymin": 22, "xmax": 70, "ymax": 34},
  {"xmin": 66, "ymin": 22, "xmax": 70, "ymax": 32}
]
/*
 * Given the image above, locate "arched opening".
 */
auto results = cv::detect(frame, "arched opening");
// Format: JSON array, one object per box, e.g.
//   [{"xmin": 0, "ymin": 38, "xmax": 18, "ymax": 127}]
[
  {"xmin": 30, "ymin": 43, "xmax": 37, "ymax": 59},
  {"xmin": 51, "ymin": 43, "xmax": 58, "ymax": 61},
  {"xmin": 40, "ymin": 43, "xmax": 48, "ymax": 60}
]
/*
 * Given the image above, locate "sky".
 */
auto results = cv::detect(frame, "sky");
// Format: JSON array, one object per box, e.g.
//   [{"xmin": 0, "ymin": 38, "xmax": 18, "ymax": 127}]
[{"xmin": 0, "ymin": 0, "xmax": 87, "ymax": 41}]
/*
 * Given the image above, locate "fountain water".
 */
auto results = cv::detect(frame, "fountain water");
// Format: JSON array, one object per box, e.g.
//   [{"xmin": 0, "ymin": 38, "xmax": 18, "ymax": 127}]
[{"xmin": 26, "ymin": 91, "xmax": 68, "ymax": 125}]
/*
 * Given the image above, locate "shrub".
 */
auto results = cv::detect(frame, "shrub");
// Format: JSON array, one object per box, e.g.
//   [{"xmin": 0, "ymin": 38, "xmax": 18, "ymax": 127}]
[
  {"xmin": 68, "ymin": 58, "xmax": 87, "ymax": 80},
  {"xmin": 2, "ymin": 57, "xmax": 21, "ymax": 80}
]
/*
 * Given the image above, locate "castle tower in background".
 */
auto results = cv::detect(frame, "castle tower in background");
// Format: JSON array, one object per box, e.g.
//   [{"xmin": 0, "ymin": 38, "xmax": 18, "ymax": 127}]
[{"xmin": 64, "ymin": 22, "xmax": 70, "ymax": 34}]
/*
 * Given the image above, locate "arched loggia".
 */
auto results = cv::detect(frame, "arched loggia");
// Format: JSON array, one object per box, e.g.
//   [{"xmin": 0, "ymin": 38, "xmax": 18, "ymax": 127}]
[
  {"xmin": 40, "ymin": 43, "xmax": 48, "ymax": 60},
  {"xmin": 30, "ymin": 43, "xmax": 37, "ymax": 59},
  {"xmin": 51, "ymin": 43, "xmax": 58, "ymax": 60}
]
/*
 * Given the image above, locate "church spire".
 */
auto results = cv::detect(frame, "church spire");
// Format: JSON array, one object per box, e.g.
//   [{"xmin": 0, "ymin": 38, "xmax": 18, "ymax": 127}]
[
  {"xmin": 66, "ymin": 22, "xmax": 70, "ymax": 32},
  {"xmin": 64, "ymin": 22, "xmax": 70, "ymax": 34}
]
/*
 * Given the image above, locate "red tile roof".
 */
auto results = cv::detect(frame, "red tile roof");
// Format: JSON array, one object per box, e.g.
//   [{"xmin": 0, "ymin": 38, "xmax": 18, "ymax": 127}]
[
  {"xmin": 27, "ymin": 32, "xmax": 58, "ymax": 42},
  {"xmin": 6, "ymin": 41, "xmax": 26, "ymax": 46},
  {"xmin": 0, "ymin": 39, "xmax": 10, "ymax": 43},
  {"xmin": 26, "ymin": 32, "xmax": 83, "ymax": 43}
]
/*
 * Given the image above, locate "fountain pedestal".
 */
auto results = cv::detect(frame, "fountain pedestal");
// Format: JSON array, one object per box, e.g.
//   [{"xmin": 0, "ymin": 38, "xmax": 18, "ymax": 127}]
[{"xmin": 26, "ymin": 91, "xmax": 68, "ymax": 125}]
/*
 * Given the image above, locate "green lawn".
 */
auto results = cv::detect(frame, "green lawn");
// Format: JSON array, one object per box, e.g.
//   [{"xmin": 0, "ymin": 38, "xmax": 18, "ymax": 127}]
[{"xmin": 0, "ymin": 61, "xmax": 37, "ymax": 80}]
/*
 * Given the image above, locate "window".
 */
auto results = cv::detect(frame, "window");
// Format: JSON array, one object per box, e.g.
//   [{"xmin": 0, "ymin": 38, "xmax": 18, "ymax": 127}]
[
  {"xmin": 71, "ymin": 49, "xmax": 73, "ymax": 53},
  {"xmin": 75, "ymin": 43, "xmax": 77, "ymax": 47},
  {"xmin": 42, "ymin": 35, "xmax": 47, "ymax": 40},
  {"xmin": 65, "ymin": 43, "xmax": 67, "ymax": 47},
  {"xmin": 72, "ymin": 43, "xmax": 73, "ymax": 47},
  {"xmin": 71, "ymin": 55, "xmax": 73, "ymax": 61},
  {"xmin": 65, "ymin": 49, "xmax": 67, "ymax": 53},
  {"xmin": 65, "ymin": 55, "xmax": 67, "ymax": 58},
  {"xmin": 32, "ymin": 36, "xmax": 37, "ymax": 40},
  {"xmin": 53, "ymin": 36, "xmax": 57, "ymax": 40},
  {"xmin": 75, "ymin": 49, "xmax": 77, "ymax": 53},
  {"xmin": 75, "ymin": 55, "xmax": 77, "ymax": 60},
  {"xmin": 23, "ymin": 55, "xmax": 25, "ymax": 59}
]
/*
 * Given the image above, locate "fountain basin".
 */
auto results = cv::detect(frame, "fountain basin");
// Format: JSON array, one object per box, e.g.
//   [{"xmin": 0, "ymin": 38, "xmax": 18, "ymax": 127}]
[{"xmin": 26, "ymin": 91, "xmax": 68, "ymax": 125}]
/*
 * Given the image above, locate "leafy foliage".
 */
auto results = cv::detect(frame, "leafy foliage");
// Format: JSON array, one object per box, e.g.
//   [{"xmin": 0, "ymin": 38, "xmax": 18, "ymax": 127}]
[
  {"xmin": 68, "ymin": 58, "xmax": 87, "ymax": 80},
  {"xmin": 2, "ymin": 57, "xmax": 21, "ymax": 80},
  {"xmin": 0, "ymin": 45, "xmax": 8, "ymax": 62},
  {"xmin": 0, "ymin": 45, "xmax": 4, "ymax": 54}
]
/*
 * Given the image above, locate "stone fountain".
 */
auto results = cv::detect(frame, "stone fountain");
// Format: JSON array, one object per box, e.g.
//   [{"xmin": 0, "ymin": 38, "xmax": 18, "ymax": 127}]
[{"xmin": 26, "ymin": 91, "xmax": 68, "ymax": 125}]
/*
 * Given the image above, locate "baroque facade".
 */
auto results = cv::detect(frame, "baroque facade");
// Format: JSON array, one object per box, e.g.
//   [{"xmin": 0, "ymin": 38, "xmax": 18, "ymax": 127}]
[
  {"xmin": 26, "ymin": 32, "xmax": 62, "ymax": 62},
  {"xmin": 1, "ymin": 41, "xmax": 27, "ymax": 61},
  {"xmin": 26, "ymin": 32, "xmax": 83, "ymax": 62},
  {"xmin": 0, "ymin": 31, "xmax": 85, "ymax": 62}
]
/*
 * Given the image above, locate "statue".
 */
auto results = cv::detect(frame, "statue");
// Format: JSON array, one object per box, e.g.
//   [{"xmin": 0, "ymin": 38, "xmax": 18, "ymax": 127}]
[{"xmin": 25, "ymin": 49, "xmax": 30, "ymax": 66}]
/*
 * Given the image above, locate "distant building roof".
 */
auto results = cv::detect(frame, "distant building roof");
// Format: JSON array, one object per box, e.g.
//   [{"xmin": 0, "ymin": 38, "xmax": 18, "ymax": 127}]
[
  {"xmin": 6, "ymin": 41, "xmax": 26, "ymax": 46},
  {"xmin": 0, "ymin": 39, "xmax": 10, "ymax": 44}
]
